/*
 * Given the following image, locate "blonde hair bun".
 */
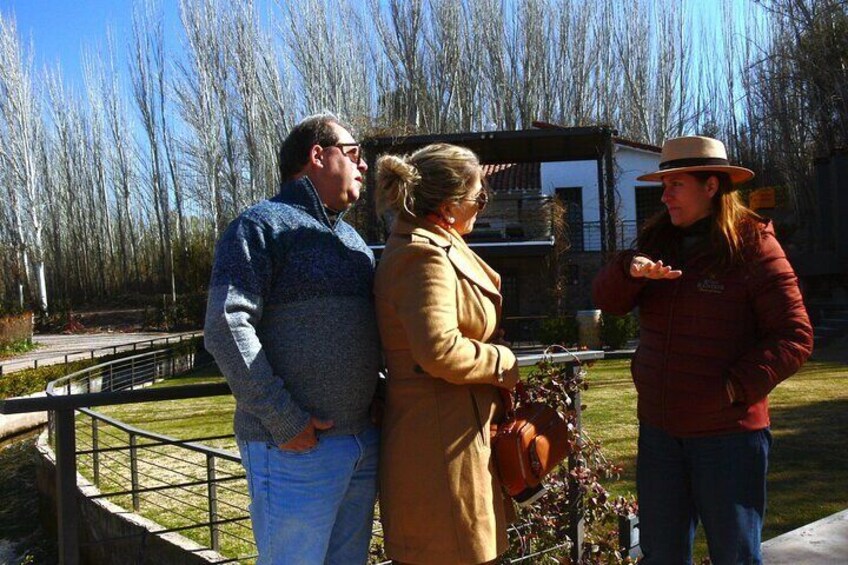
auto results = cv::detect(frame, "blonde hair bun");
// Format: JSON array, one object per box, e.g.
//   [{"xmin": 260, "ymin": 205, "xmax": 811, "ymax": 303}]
[
  {"xmin": 376, "ymin": 143, "xmax": 481, "ymax": 218},
  {"xmin": 378, "ymin": 155, "xmax": 420, "ymax": 185},
  {"xmin": 376, "ymin": 154, "xmax": 421, "ymax": 216}
]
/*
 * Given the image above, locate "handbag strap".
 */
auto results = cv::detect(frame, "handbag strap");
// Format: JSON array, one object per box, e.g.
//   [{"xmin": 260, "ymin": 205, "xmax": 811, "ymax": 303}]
[{"xmin": 499, "ymin": 380, "xmax": 531, "ymax": 419}]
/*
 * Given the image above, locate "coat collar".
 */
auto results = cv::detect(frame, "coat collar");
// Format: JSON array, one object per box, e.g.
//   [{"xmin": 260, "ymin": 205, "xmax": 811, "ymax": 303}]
[
  {"xmin": 392, "ymin": 214, "xmax": 501, "ymax": 298},
  {"xmin": 275, "ymin": 176, "xmax": 347, "ymax": 228}
]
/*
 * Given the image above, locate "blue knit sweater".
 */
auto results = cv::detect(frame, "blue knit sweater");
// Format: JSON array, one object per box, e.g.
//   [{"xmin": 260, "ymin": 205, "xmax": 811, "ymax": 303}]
[{"xmin": 204, "ymin": 177, "xmax": 381, "ymax": 445}]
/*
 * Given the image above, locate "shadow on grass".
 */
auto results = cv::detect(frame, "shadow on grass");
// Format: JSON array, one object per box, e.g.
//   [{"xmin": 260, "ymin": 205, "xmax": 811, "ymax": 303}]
[{"xmin": 765, "ymin": 396, "xmax": 848, "ymax": 539}]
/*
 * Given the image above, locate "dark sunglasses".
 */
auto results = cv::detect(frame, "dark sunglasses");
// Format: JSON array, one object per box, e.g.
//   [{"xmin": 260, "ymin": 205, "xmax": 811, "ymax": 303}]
[{"xmin": 323, "ymin": 142, "xmax": 363, "ymax": 165}]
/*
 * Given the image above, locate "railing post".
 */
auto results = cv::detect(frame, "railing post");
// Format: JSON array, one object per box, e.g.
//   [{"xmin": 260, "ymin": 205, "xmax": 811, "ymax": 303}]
[
  {"xmin": 91, "ymin": 418, "xmax": 100, "ymax": 487},
  {"xmin": 619, "ymin": 513, "xmax": 641, "ymax": 559},
  {"xmin": 130, "ymin": 432, "xmax": 140, "ymax": 511},
  {"xmin": 566, "ymin": 362, "xmax": 585, "ymax": 563},
  {"xmin": 55, "ymin": 408, "xmax": 80, "ymax": 565},
  {"xmin": 206, "ymin": 453, "xmax": 220, "ymax": 551},
  {"xmin": 130, "ymin": 357, "xmax": 136, "ymax": 389},
  {"xmin": 48, "ymin": 410, "xmax": 54, "ymax": 445}
]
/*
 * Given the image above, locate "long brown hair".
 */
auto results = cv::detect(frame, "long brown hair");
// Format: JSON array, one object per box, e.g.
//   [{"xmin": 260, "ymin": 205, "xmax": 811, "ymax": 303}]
[{"xmin": 637, "ymin": 172, "xmax": 763, "ymax": 272}]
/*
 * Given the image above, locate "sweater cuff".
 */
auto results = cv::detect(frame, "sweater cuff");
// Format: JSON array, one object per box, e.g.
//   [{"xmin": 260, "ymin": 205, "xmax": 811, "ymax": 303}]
[{"xmin": 266, "ymin": 403, "xmax": 311, "ymax": 446}]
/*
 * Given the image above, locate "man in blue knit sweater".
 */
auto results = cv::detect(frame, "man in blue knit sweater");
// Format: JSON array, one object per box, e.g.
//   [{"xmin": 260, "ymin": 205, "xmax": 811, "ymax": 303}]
[{"xmin": 204, "ymin": 114, "xmax": 381, "ymax": 564}]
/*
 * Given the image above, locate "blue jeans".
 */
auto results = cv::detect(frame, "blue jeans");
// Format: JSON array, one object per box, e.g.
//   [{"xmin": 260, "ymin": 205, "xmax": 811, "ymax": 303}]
[
  {"xmin": 637, "ymin": 423, "xmax": 772, "ymax": 565},
  {"xmin": 237, "ymin": 426, "xmax": 379, "ymax": 565}
]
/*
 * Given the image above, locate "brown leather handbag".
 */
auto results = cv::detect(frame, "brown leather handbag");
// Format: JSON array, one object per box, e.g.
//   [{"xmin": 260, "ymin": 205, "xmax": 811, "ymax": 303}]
[{"xmin": 492, "ymin": 382, "xmax": 572, "ymax": 506}]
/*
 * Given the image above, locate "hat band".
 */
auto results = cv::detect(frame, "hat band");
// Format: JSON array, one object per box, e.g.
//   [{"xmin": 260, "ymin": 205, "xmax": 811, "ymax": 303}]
[{"xmin": 659, "ymin": 157, "xmax": 730, "ymax": 170}]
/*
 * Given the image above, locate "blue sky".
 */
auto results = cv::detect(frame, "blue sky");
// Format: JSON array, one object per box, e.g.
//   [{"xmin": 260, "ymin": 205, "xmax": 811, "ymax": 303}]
[{"xmin": 0, "ymin": 0, "xmax": 182, "ymax": 89}]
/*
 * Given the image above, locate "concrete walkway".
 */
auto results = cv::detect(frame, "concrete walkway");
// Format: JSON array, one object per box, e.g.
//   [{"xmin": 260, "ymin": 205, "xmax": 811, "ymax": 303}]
[
  {"xmin": 1, "ymin": 332, "xmax": 193, "ymax": 440},
  {"xmin": 762, "ymin": 509, "xmax": 848, "ymax": 563},
  {"xmin": 0, "ymin": 332, "xmax": 188, "ymax": 374}
]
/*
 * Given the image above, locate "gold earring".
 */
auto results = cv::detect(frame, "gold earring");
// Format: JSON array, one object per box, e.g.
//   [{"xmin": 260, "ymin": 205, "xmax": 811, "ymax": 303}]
[{"xmin": 447, "ymin": 216, "xmax": 455, "ymax": 224}]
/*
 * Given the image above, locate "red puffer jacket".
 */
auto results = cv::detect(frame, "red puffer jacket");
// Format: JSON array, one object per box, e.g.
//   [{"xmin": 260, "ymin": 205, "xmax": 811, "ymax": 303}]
[{"xmin": 592, "ymin": 221, "xmax": 813, "ymax": 437}]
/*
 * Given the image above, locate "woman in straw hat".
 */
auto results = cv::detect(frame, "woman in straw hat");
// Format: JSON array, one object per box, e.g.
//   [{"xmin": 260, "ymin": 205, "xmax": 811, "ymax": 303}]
[
  {"xmin": 593, "ymin": 136, "xmax": 813, "ymax": 563},
  {"xmin": 374, "ymin": 143, "xmax": 519, "ymax": 564}
]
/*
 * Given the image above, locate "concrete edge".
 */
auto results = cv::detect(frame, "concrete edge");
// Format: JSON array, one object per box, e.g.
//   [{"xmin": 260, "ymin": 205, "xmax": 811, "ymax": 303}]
[
  {"xmin": 35, "ymin": 428, "xmax": 229, "ymax": 563},
  {"xmin": 0, "ymin": 391, "xmax": 48, "ymax": 441},
  {"xmin": 761, "ymin": 508, "xmax": 848, "ymax": 552}
]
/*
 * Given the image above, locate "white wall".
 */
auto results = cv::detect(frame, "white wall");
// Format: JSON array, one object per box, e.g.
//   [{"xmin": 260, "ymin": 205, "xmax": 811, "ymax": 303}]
[
  {"xmin": 540, "ymin": 160, "xmax": 599, "ymax": 220},
  {"xmin": 614, "ymin": 145, "xmax": 662, "ymax": 222},
  {"xmin": 538, "ymin": 144, "xmax": 660, "ymax": 251}
]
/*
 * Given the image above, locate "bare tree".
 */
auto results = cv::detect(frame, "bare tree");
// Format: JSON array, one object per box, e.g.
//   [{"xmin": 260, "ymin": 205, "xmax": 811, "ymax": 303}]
[
  {"xmin": 130, "ymin": 0, "xmax": 176, "ymax": 301},
  {"xmin": 283, "ymin": 0, "xmax": 374, "ymax": 122},
  {"xmin": 175, "ymin": 0, "xmax": 227, "ymax": 237},
  {"xmin": 103, "ymin": 30, "xmax": 143, "ymax": 289},
  {"xmin": 0, "ymin": 14, "xmax": 48, "ymax": 313}
]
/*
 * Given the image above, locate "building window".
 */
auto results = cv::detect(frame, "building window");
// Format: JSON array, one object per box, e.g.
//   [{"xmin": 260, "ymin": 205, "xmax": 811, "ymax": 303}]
[
  {"xmin": 556, "ymin": 187, "xmax": 584, "ymax": 252},
  {"xmin": 635, "ymin": 185, "xmax": 664, "ymax": 228}
]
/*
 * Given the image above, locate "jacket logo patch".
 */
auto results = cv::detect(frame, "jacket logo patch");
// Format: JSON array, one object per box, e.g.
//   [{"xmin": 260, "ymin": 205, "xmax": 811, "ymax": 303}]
[{"xmin": 697, "ymin": 278, "xmax": 725, "ymax": 293}]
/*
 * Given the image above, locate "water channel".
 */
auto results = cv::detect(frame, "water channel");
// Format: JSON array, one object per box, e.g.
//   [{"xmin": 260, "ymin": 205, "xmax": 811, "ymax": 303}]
[{"xmin": 0, "ymin": 430, "xmax": 57, "ymax": 565}]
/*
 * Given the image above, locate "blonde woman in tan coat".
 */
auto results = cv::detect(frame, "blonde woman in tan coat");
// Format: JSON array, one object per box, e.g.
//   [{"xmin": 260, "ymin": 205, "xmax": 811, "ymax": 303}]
[{"xmin": 374, "ymin": 144, "xmax": 520, "ymax": 565}]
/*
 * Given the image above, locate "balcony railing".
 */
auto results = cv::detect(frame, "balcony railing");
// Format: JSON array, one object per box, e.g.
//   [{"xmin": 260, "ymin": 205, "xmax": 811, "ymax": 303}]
[{"xmin": 565, "ymin": 220, "xmax": 638, "ymax": 252}]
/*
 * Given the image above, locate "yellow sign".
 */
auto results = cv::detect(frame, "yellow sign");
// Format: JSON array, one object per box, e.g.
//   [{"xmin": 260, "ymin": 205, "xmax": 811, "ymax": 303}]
[{"xmin": 749, "ymin": 188, "xmax": 776, "ymax": 210}]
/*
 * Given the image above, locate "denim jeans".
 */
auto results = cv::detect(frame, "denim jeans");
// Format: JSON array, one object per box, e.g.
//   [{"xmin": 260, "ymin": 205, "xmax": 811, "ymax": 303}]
[
  {"xmin": 637, "ymin": 423, "xmax": 772, "ymax": 565},
  {"xmin": 237, "ymin": 426, "xmax": 379, "ymax": 565}
]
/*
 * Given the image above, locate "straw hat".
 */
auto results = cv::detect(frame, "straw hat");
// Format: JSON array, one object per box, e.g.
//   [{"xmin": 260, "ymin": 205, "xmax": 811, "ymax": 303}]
[{"xmin": 637, "ymin": 136, "xmax": 754, "ymax": 186}]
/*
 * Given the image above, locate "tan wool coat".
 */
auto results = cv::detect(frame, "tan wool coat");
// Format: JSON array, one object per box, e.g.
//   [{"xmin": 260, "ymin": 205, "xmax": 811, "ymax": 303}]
[{"xmin": 374, "ymin": 215, "xmax": 520, "ymax": 565}]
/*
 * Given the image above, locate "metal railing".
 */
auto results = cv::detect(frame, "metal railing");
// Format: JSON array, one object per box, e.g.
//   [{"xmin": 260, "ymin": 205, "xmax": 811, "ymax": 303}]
[
  {"xmin": 75, "ymin": 410, "xmax": 251, "ymax": 557},
  {"xmin": 2, "ymin": 346, "xmax": 607, "ymax": 564},
  {"xmin": 502, "ymin": 315, "xmax": 549, "ymax": 345},
  {"xmin": 0, "ymin": 330, "xmax": 203, "ymax": 376},
  {"xmin": 44, "ymin": 342, "xmax": 254, "ymax": 559},
  {"xmin": 566, "ymin": 220, "xmax": 638, "ymax": 252}
]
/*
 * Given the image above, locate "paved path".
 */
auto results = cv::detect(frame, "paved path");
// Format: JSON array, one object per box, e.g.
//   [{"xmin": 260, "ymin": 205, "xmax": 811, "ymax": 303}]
[
  {"xmin": 1, "ymin": 332, "xmax": 198, "ymax": 440},
  {"xmin": 762, "ymin": 509, "xmax": 848, "ymax": 563},
  {"xmin": 0, "ymin": 332, "xmax": 191, "ymax": 374}
]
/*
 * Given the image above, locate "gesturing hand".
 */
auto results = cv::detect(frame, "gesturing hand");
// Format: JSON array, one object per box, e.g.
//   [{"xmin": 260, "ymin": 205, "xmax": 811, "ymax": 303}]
[
  {"xmin": 630, "ymin": 256, "xmax": 683, "ymax": 280},
  {"xmin": 279, "ymin": 416, "xmax": 334, "ymax": 452}
]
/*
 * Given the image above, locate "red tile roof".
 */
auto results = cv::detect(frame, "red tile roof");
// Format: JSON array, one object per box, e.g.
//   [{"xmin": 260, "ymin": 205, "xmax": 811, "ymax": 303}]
[
  {"xmin": 481, "ymin": 162, "xmax": 541, "ymax": 192},
  {"xmin": 613, "ymin": 137, "xmax": 661, "ymax": 153}
]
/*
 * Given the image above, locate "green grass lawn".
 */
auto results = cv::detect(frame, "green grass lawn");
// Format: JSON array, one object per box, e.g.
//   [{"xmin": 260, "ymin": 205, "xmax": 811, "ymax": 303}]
[
  {"xmin": 575, "ymin": 356, "xmax": 848, "ymax": 559},
  {"xmin": 80, "ymin": 353, "xmax": 848, "ymax": 562}
]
